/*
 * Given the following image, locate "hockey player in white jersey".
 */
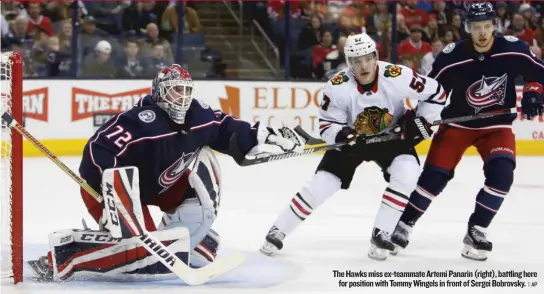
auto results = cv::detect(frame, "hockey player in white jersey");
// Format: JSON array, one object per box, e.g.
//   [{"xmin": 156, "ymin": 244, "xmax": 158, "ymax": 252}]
[{"xmin": 260, "ymin": 33, "xmax": 446, "ymax": 260}]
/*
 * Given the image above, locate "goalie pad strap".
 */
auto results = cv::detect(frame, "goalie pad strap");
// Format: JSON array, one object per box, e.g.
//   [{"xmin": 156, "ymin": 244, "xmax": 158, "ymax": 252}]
[{"xmin": 49, "ymin": 227, "xmax": 190, "ymax": 281}]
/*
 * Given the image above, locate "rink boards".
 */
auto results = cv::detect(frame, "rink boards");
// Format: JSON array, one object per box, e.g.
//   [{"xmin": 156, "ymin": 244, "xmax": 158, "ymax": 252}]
[{"xmin": 16, "ymin": 80, "xmax": 544, "ymax": 156}]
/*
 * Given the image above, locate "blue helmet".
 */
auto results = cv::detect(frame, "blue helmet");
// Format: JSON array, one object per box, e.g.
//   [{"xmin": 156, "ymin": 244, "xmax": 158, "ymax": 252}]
[{"xmin": 466, "ymin": 2, "xmax": 496, "ymax": 23}]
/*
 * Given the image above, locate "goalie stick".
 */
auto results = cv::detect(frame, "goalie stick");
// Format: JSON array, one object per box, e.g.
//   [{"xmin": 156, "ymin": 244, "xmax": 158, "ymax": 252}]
[
  {"xmin": 229, "ymin": 107, "xmax": 518, "ymax": 167},
  {"xmin": 1, "ymin": 111, "xmax": 244, "ymax": 286}
]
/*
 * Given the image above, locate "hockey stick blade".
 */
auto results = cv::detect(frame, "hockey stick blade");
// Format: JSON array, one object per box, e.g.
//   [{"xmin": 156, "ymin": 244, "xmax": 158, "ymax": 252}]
[{"xmin": 2, "ymin": 111, "xmax": 244, "ymax": 285}]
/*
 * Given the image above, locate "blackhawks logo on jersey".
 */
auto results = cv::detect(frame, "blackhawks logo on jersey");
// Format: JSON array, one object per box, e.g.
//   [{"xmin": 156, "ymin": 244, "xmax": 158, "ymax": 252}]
[
  {"xmin": 354, "ymin": 107, "xmax": 394, "ymax": 135},
  {"xmin": 384, "ymin": 65, "xmax": 402, "ymax": 78},
  {"xmin": 331, "ymin": 72, "xmax": 349, "ymax": 85}
]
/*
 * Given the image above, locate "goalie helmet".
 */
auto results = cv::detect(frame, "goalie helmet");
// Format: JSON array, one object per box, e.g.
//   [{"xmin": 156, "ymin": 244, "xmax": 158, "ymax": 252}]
[{"xmin": 152, "ymin": 64, "xmax": 194, "ymax": 124}]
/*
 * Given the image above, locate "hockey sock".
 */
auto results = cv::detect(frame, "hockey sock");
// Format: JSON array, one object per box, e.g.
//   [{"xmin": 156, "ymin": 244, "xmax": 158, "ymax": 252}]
[
  {"xmin": 273, "ymin": 171, "xmax": 340, "ymax": 236},
  {"xmin": 274, "ymin": 192, "xmax": 314, "ymax": 236},
  {"xmin": 375, "ymin": 187, "xmax": 409, "ymax": 233},
  {"xmin": 469, "ymin": 159, "xmax": 514, "ymax": 228},
  {"xmin": 400, "ymin": 166, "xmax": 451, "ymax": 225}
]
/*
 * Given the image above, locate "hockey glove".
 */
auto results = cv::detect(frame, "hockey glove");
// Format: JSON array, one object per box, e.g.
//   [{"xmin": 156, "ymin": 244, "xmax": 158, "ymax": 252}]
[
  {"xmin": 404, "ymin": 115, "xmax": 433, "ymax": 145},
  {"xmin": 335, "ymin": 126, "xmax": 357, "ymax": 145},
  {"xmin": 522, "ymin": 82, "xmax": 544, "ymax": 119}
]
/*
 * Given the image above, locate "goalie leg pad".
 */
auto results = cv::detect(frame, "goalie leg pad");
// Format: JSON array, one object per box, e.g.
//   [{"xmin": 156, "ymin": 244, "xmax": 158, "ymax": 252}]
[
  {"xmin": 101, "ymin": 166, "xmax": 146, "ymax": 238},
  {"xmin": 47, "ymin": 227, "xmax": 190, "ymax": 281},
  {"xmin": 191, "ymin": 229, "xmax": 221, "ymax": 268},
  {"xmin": 159, "ymin": 147, "xmax": 221, "ymax": 251}
]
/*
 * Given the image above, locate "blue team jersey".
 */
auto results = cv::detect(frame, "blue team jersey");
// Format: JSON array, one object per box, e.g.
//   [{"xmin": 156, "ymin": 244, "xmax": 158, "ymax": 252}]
[
  {"xmin": 428, "ymin": 35, "xmax": 544, "ymax": 128},
  {"xmin": 79, "ymin": 95, "xmax": 257, "ymax": 205}
]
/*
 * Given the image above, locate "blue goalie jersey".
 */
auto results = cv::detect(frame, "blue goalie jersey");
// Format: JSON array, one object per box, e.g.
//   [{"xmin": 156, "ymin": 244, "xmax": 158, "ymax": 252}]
[
  {"xmin": 428, "ymin": 35, "xmax": 544, "ymax": 128},
  {"xmin": 79, "ymin": 96, "xmax": 257, "ymax": 205}
]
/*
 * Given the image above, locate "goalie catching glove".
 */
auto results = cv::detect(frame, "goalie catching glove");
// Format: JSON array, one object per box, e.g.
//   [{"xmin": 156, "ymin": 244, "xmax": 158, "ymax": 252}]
[{"xmin": 246, "ymin": 122, "xmax": 305, "ymax": 156}]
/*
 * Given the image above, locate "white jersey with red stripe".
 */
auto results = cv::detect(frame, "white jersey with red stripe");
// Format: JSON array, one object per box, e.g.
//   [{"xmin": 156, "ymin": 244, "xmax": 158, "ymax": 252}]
[{"xmin": 319, "ymin": 61, "xmax": 445, "ymax": 145}]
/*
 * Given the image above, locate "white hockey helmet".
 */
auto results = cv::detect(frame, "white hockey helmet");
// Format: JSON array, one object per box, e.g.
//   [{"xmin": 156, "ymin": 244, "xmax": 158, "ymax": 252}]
[{"xmin": 344, "ymin": 33, "xmax": 377, "ymax": 59}]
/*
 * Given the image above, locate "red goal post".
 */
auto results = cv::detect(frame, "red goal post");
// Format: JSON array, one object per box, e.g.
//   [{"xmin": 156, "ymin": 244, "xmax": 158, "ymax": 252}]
[{"xmin": 1, "ymin": 51, "xmax": 24, "ymax": 284}]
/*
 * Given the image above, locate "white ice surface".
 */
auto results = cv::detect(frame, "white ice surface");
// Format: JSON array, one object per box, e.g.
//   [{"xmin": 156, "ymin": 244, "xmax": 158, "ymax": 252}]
[{"xmin": 1, "ymin": 155, "xmax": 543, "ymax": 293}]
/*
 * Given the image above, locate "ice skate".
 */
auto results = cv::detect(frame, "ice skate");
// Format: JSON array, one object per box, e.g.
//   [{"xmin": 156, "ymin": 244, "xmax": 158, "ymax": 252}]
[
  {"xmin": 27, "ymin": 255, "xmax": 53, "ymax": 282},
  {"xmin": 391, "ymin": 221, "xmax": 413, "ymax": 255},
  {"xmin": 260, "ymin": 226, "xmax": 285, "ymax": 256},
  {"xmin": 461, "ymin": 225, "xmax": 492, "ymax": 261},
  {"xmin": 368, "ymin": 228, "xmax": 395, "ymax": 261}
]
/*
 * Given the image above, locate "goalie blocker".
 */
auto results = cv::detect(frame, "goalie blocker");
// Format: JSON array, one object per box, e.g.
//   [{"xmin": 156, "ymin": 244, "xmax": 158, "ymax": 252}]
[{"xmin": 29, "ymin": 148, "xmax": 222, "ymax": 281}]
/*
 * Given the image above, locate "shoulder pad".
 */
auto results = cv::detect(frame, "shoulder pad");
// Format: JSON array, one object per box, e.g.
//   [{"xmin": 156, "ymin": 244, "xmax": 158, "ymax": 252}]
[
  {"xmin": 137, "ymin": 109, "xmax": 157, "ymax": 123},
  {"xmin": 383, "ymin": 64, "xmax": 404, "ymax": 78},
  {"xmin": 329, "ymin": 71, "xmax": 350, "ymax": 86},
  {"xmin": 442, "ymin": 42, "xmax": 456, "ymax": 54}
]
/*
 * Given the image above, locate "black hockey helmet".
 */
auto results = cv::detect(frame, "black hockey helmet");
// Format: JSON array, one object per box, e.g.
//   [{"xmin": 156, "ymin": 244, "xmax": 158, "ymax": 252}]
[
  {"xmin": 466, "ymin": 2, "xmax": 496, "ymax": 23},
  {"xmin": 465, "ymin": 2, "xmax": 496, "ymax": 33}
]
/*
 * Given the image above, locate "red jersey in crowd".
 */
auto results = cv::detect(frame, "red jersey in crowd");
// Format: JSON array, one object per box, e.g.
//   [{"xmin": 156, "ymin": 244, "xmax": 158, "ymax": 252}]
[
  {"xmin": 313, "ymin": 44, "xmax": 337, "ymax": 70},
  {"xmin": 398, "ymin": 40, "xmax": 432, "ymax": 70},
  {"xmin": 27, "ymin": 15, "xmax": 54, "ymax": 37},
  {"xmin": 400, "ymin": 6, "xmax": 428, "ymax": 28},
  {"xmin": 506, "ymin": 27, "xmax": 536, "ymax": 46}
]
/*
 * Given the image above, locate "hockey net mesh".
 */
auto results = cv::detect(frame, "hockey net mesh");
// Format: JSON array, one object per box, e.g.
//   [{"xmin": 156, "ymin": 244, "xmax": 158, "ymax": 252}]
[{"xmin": 1, "ymin": 52, "xmax": 18, "ymax": 282}]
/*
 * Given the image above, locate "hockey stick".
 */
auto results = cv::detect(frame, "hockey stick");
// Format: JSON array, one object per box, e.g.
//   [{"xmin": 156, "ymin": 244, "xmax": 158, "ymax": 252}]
[
  {"xmin": 1, "ymin": 112, "xmax": 244, "ymax": 286},
  {"xmin": 229, "ymin": 107, "xmax": 518, "ymax": 167}
]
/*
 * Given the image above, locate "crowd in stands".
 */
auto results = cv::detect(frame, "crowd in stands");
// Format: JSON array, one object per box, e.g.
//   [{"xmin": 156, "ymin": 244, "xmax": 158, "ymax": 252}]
[
  {"xmin": 2, "ymin": 1, "xmax": 544, "ymax": 80},
  {"xmin": 1, "ymin": 0, "xmax": 202, "ymax": 78},
  {"xmin": 264, "ymin": 0, "xmax": 544, "ymax": 80}
]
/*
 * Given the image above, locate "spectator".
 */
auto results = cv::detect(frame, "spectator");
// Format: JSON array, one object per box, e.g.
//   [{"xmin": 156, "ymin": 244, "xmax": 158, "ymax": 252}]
[
  {"xmin": 145, "ymin": 43, "xmax": 169, "ymax": 77},
  {"xmin": 56, "ymin": 19, "xmax": 72, "ymax": 53},
  {"xmin": 87, "ymin": 1, "xmax": 128, "ymax": 35},
  {"xmin": 1, "ymin": 14, "xmax": 9, "ymax": 49},
  {"xmin": 535, "ymin": 16, "xmax": 544, "ymax": 48},
  {"xmin": 365, "ymin": 1, "xmax": 390, "ymax": 41},
  {"xmin": 400, "ymin": 1, "xmax": 428, "ymax": 29},
  {"xmin": 423, "ymin": 15, "xmax": 440, "ymax": 43},
  {"xmin": 449, "ymin": 13, "xmax": 467, "ymax": 41},
  {"xmin": 5, "ymin": 15, "xmax": 33, "ymax": 48},
  {"xmin": 267, "ymin": 0, "xmax": 301, "ymax": 20},
  {"xmin": 419, "ymin": 38, "xmax": 443, "ymax": 75},
  {"xmin": 446, "ymin": 0, "xmax": 466, "ymax": 15},
  {"xmin": 117, "ymin": 39, "xmax": 147, "ymax": 78},
  {"xmin": 398, "ymin": 24, "xmax": 431, "ymax": 71},
  {"xmin": 315, "ymin": 35, "xmax": 347, "ymax": 80},
  {"xmin": 430, "ymin": 1, "xmax": 448, "ymax": 28},
  {"xmin": 81, "ymin": 40, "xmax": 116, "ymax": 77},
  {"xmin": 340, "ymin": 2, "xmax": 371, "ymax": 32},
  {"xmin": 141, "ymin": 23, "xmax": 174, "ymax": 63},
  {"xmin": 43, "ymin": 36, "xmax": 72, "ymax": 77},
  {"xmin": 312, "ymin": 30, "xmax": 336, "ymax": 73},
  {"xmin": 326, "ymin": 0, "xmax": 352, "ymax": 21},
  {"xmin": 496, "ymin": 2, "xmax": 510, "ymax": 34},
  {"xmin": 442, "ymin": 27, "xmax": 455, "ymax": 45},
  {"xmin": 79, "ymin": 15, "xmax": 110, "ymax": 57},
  {"xmin": 161, "ymin": 3, "xmax": 202, "ymax": 34},
  {"xmin": 296, "ymin": 15, "xmax": 323, "ymax": 51},
  {"xmin": 395, "ymin": 13, "xmax": 411, "ymax": 44},
  {"xmin": 519, "ymin": 3, "xmax": 537, "ymax": 30},
  {"xmin": 9, "ymin": 42, "xmax": 35, "ymax": 77},
  {"xmin": 506, "ymin": 13, "xmax": 536, "ymax": 46},
  {"xmin": 1, "ymin": 1, "xmax": 26, "ymax": 21},
  {"xmin": 43, "ymin": 1, "xmax": 74, "ymax": 22},
  {"xmin": 337, "ymin": 15, "xmax": 360, "ymax": 38},
  {"xmin": 122, "ymin": 1, "xmax": 160, "ymax": 37},
  {"xmin": 26, "ymin": 1, "xmax": 54, "ymax": 37}
]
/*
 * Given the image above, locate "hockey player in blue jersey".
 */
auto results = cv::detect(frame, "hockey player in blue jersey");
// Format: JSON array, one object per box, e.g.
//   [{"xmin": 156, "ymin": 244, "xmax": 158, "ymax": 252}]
[
  {"xmin": 392, "ymin": 2, "xmax": 544, "ymax": 261},
  {"xmin": 28, "ymin": 64, "xmax": 305, "ymax": 281}
]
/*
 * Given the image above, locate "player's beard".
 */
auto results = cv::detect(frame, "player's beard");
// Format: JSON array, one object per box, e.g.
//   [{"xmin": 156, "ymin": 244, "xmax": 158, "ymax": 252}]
[{"xmin": 473, "ymin": 34, "xmax": 494, "ymax": 52}]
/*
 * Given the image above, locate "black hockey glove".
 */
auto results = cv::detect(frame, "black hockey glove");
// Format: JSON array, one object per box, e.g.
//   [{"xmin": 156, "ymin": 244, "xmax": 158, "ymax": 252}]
[
  {"xmin": 335, "ymin": 126, "xmax": 357, "ymax": 145},
  {"xmin": 403, "ymin": 114, "xmax": 433, "ymax": 145},
  {"xmin": 522, "ymin": 82, "xmax": 544, "ymax": 119}
]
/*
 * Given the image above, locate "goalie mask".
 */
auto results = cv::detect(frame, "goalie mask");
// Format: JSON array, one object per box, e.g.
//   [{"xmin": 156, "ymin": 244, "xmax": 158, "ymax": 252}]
[{"xmin": 152, "ymin": 64, "xmax": 194, "ymax": 124}]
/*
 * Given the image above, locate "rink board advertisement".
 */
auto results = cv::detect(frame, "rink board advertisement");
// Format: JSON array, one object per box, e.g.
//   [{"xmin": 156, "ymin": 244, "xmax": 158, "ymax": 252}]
[{"xmin": 18, "ymin": 80, "xmax": 544, "ymax": 156}]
